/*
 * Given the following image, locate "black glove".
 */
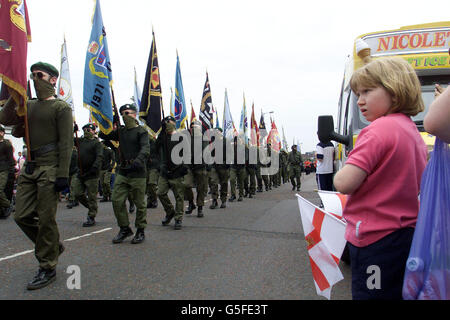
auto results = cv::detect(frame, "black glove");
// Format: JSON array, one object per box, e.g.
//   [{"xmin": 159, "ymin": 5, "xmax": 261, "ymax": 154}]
[{"xmin": 54, "ymin": 177, "xmax": 69, "ymax": 192}]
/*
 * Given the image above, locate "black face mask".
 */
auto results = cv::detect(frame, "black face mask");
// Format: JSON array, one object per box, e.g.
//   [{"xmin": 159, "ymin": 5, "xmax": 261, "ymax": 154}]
[{"xmin": 33, "ymin": 78, "xmax": 55, "ymax": 100}]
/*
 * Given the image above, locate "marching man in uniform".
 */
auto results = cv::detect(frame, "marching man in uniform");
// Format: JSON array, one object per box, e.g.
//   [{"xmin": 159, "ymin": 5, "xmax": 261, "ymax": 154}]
[
  {"xmin": 0, "ymin": 62, "xmax": 73, "ymax": 290},
  {"xmin": 99, "ymin": 103, "xmax": 149, "ymax": 244}
]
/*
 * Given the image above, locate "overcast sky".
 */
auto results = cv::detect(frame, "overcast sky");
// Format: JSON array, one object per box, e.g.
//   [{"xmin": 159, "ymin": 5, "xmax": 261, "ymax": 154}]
[{"xmin": 21, "ymin": 0, "xmax": 448, "ymax": 152}]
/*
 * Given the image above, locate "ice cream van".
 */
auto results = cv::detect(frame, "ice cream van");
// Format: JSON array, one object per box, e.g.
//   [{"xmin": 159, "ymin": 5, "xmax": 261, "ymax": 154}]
[{"xmin": 318, "ymin": 21, "xmax": 450, "ymax": 170}]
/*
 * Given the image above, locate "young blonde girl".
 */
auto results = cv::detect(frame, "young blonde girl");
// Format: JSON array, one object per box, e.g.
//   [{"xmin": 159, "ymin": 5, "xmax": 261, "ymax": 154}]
[{"xmin": 334, "ymin": 57, "xmax": 427, "ymax": 300}]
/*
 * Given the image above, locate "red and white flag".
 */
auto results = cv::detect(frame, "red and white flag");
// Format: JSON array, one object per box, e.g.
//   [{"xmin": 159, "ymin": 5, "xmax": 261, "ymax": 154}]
[
  {"xmin": 317, "ymin": 190, "xmax": 348, "ymax": 221},
  {"xmin": 296, "ymin": 194, "xmax": 347, "ymax": 299}
]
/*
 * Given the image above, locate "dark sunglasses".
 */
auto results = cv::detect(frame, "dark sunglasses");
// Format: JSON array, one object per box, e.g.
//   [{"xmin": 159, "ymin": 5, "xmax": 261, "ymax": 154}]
[
  {"xmin": 121, "ymin": 111, "xmax": 136, "ymax": 116},
  {"xmin": 29, "ymin": 71, "xmax": 47, "ymax": 80}
]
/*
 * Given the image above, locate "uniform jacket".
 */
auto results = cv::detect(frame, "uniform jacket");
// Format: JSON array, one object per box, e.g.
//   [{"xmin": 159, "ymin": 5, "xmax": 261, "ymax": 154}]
[
  {"xmin": 100, "ymin": 125, "xmax": 150, "ymax": 178},
  {"xmin": 0, "ymin": 139, "xmax": 15, "ymax": 172},
  {"xmin": 0, "ymin": 97, "xmax": 73, "ymax": 178}
]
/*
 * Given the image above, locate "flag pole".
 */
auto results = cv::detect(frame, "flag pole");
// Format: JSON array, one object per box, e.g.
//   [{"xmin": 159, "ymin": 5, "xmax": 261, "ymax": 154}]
[
  {"xmin": 23, "ymin": 102, "xmax": 32, "ymax": 162},
  {"xmin": 110, "ymin": 86, "xmax": 124, "ymax": 164}
]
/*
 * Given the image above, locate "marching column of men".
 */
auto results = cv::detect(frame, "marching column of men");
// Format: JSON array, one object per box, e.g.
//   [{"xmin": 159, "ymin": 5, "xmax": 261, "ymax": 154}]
[{"xmin": 0, "ymin": 60, "xmax": 305, "ymax": 290}]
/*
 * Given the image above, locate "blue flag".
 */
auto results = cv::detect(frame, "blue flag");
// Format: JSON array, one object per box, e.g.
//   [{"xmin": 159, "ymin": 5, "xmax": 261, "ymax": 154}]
[
  {"xmin": 83, "ymin": 0, "xmax": 113, "ymax": 134},
  {"xmin": 239, "ymin": 93, "xmax": 248, "ymax": 145},
  {"xmin": 174, "ymin": 54, "xmax": 187, "ymax": 129}
]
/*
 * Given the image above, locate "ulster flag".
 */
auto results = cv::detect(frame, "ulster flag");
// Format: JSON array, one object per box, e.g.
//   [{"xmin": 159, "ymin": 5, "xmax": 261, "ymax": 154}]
[
  {"xmin": 317, "ymin": 190, "xmax": 348, "ymax": 220},
  {"xmin": 296, "ymin": 194, "xmax": 347, "ymax": 299}
]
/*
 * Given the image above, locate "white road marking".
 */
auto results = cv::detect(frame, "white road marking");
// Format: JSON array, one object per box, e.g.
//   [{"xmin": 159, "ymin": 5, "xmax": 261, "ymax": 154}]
[
  {"xmin": 0, "ymin": 250, "xmax": 34, "ymax": 262},
  {"xmin": 0, "ymin": 228, "xmax": 112, "ymax": 263}
]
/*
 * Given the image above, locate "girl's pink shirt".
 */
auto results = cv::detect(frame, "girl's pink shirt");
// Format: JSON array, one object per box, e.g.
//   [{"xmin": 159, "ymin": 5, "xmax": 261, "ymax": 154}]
[{"xmin": 343, "ymin": 113, "xmax": 427, "ymax": 247}]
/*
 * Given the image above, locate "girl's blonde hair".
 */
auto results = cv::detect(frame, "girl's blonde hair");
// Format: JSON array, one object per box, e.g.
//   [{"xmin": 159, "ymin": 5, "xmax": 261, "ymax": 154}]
[{"xmin": 350, "ymin": 57, "xmax": 424, "ymax": 116}]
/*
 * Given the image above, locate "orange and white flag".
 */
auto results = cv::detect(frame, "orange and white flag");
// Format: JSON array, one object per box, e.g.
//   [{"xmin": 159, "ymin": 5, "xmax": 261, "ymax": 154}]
[
  {"xmin": 317, "ymin": 190, "xmax": 348, "ymax": 220},
  {"xmin": 296, "ymin": 194, "xmax": 347, "ymax": 299}
]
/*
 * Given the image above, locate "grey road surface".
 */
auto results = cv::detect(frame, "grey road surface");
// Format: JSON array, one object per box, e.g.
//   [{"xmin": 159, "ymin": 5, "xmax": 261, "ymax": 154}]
[{"xmin": 0, "ymin": 172, "xmax": 351, "ymax": 300}]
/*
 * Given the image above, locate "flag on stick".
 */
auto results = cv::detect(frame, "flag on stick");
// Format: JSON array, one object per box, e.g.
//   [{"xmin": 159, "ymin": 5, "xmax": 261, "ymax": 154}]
[
  {"xmin": 215, "ymin": 108, "xmax": 221, "ymax": 130},
  {"xmin": 282, "ymin": 126, "xmax": 288, "ymax": 151},
  {"xmin": 296, "ymin": 194, "xmax": 347, "ymax": 299},
  {"xmin": 190, "ymin": 99, "xmax": 197, "ymax": 124},
  {"xmin": 239, "ymin": 93, "xmax": 248, "ymax": 146},
  {"xmin": 317, "ymin": 190, "xmax": 348, "ymax": 220},
  {"xmin": 267, "ymin": 118, "xmax": 281, "ymax": 152},
  {"xmin": 250, "ymin": 102, "xmax": 259, "ymax": 147},
  {"xmin": 133, "ymin": 66, "xmax": 141, "ymax": 108},
  {"xmin": 83, "ymin": 0, "xmax": 114, "ymax": 134},
  {"xmin": 259, "ymin": 110, "xmax": 268, "ymax": 145},
  {"xmin": 0, "ymin": 0, "xmax": 32, "ymax": 115},
  {"xmin": 222, "ymin": 89, "xmax": 236, "ymax": 139},
  {"xmin": 199, "ymin": 72, "xmax": 213, "ymax": 133},
  {"xmin": 139, "ymin": 30, "xmax": 163, "ymax": 138},
  {"xmin": 173, "ymin": 53, "xmax": 187, "ymax": 129},
  {"xmin": 58, "ymin": 37, "xmax": 75, "ymax": 117}
]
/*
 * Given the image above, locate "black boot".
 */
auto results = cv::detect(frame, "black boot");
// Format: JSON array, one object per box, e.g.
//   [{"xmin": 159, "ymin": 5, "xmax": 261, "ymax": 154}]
[
  {"xmin": 27, "ymin": 268, "xmax": 56, "ymax": 290},
  {"xmin": 174, "ymin": 219, "xmax": 182, "ymax": 230},
  {"xmin": 131, "ymin": 228, "xmax": 145, "ymax": 244},
  {"xmin": 229, "ymin": 195, "xmax": 236, "ymax": 202},
  {"xmin": 257, "ymin": 187, "xmax": 263, "ymax": 193},
  {"xmin": 237, "ymin": 196, "xmax": 243, "ymax": 201},
  {"xmin": 292, "ymin": 184, "xmax": 296, "ymax": 191},
  {"xmin": 129, "ymin": 203, "xmax": 135, "ymax": 214},
  {"xmin": 209, "ymin": 199, "xmax": 218, "ymax": 209},
  {"xmin": 112, "ymin": 226, "xmax": 134, "ymax": 243},
  {"xmin": 185, "ymin": 201, "xmax": 196, "ymax": 214},
  {"xmin": 100, "ymin": 196, "xmax": 109, "ymax": 202},
  {"xmin": 66, "ymin": 200, "xmax": 78, "ymax": 209},
  {"xmin": 82, "ymin": 216, "xmax": 96, "ymax": 227},
  {"xmin": 0, "ymin": 206, "xmax": 11, "ymax": 219},
  {"xmin": 147, "ymin": 199, "xmax": 158, "ymax": 208},
  {"xmin": 220, "ymin": 201, "xmax": 226, "ymax": 208},
  {"xmin": 162, "ymin": 215, "xmax": 173, "ymax": 226},
  {"xmin": 197, "ymin": 206, "xmax": 204, "ymax": 218}
]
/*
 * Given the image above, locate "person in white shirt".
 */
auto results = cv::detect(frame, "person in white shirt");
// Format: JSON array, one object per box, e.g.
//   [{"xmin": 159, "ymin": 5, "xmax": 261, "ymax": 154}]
[{"xmin": 316, "ymin": 139, "xmax": 335, "ymax": 191}]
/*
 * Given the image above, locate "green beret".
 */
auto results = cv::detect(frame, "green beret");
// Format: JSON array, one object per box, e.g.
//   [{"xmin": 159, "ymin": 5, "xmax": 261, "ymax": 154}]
[
  {"xmin": 30, "ymin": 62, "xmax": 59, "ymax": 78},
  {"xmin": 162, "ymin": 115, "xmax": 175, "ymax": 123},
  {"xmin": 82, "ymin": 123, "xmax": 96, "ymax": 131},
  {"xmin": 119, "ymin": 103, "xmax": 137, "ymax": 114}
]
